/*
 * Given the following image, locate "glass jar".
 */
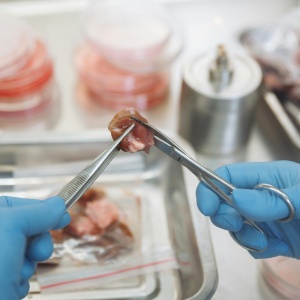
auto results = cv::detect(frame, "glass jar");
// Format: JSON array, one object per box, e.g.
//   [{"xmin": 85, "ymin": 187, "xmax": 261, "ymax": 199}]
[
  {"xmin": 75, "ymin": 0, "xmax": 181, "ymax": 111},
  {"xmin": 0, "ymin": 16, "xmax": 58, "ymax": 129}
]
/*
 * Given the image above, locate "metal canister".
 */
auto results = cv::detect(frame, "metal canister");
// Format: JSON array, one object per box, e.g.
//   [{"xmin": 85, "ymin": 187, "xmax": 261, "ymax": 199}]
[{"xmin": 178, "ymin": 45, "xmax": 262, "ymax": 156}]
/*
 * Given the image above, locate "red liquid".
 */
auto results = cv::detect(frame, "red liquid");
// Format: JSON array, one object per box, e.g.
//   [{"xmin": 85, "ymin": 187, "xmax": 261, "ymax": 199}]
[{"xmin": 0, "ymin": 39, "xmax": 55, "ymax": 119}]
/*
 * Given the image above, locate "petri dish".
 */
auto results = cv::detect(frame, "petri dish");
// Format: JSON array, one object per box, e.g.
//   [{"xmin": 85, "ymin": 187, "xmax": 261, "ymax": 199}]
[
  {"xmin": 0, "ymin": 15, "xmax": 57, "ymax": 122},
  {"xmin": 0, "ymin": 15, "xmax": 34, "ymax": 78},
  {"xmin": 83, "ymin": 0, "xmax": 172, "ymax": 64},
  {"xmin": 0, "ymin": 40, "xmax": 53, "ymax": 97},
  {"xmin": 75, "ymin": 43, "xmax": 169, "ymax": 110},
  {"xmin": 260, "ymin": 256, "xmax": 300, "ymax": 299}
]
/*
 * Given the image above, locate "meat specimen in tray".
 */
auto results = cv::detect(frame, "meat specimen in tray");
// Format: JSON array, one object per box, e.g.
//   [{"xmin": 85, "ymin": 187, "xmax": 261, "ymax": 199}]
[
  {"xmin": 108, "ymin": 107, "xmax": 154, "ymax": 153},
  {"xmin": 50, "ymin": 188, "xmax": 133, "ymax": 262}
]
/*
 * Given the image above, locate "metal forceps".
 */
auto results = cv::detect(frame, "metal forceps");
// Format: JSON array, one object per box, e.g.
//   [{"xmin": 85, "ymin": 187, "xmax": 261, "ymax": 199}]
[
  {"xmin": 57, "ymin": 124, "xmax": 135, "ymax": 210},
  {"xmin": 131, "ymin": 116, "xmax": 296, "ymax": 253}
]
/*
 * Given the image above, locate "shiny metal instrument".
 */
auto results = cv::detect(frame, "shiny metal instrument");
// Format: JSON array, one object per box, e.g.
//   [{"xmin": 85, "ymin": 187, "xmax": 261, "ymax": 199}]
[
  {"xmin": 57, "ymin": 124, "xmax": 135, "ymax": 210},
  {"xmin": 131, "ymin": 116, "xmax": 295, "ymax": 252}
]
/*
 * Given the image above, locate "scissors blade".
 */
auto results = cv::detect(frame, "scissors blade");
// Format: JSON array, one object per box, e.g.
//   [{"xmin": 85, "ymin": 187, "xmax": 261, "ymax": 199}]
[
  {"xmin": 58, "ymin": 124, "xmax": 135, "ymax": 210},
  {"xmin": 154, "ymin": 136, "xmax": 234, "ymax": 192},
  {"xmin": 131, "ymin": 116, "xmax": 268, "ymax": 251},
  {"xmin": 130, "ymin": 116, "xmax": 235, "ymax": 194}
]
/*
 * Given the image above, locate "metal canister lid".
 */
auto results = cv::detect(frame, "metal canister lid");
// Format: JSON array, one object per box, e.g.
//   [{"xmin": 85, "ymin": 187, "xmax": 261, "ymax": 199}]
[{"xmin": 183, "ymin": 45, "xmax": 262, "ymax": 100}]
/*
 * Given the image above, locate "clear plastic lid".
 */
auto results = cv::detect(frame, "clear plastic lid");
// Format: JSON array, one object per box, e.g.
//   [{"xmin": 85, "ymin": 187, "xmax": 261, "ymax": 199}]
[
  {"xmin": 83, "ymin": 0, "xmax": 182, "ymax": 70},
  {"xmin": 0, "ymin": 15, "xmax": 34, "ymax": 78}
]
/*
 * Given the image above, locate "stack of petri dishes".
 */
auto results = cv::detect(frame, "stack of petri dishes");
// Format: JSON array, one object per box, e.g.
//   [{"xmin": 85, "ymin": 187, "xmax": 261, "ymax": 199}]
[
  {"xmin": 260, "ymin": 257, "xmax": 300, "ymax": 299},
  {"xmin": 75, "ymin": 0, "xmax": 182, "ymax": 111},
  {"xmin": 0, "ymin": 15, "xmax": 58, "ymax": 129}
]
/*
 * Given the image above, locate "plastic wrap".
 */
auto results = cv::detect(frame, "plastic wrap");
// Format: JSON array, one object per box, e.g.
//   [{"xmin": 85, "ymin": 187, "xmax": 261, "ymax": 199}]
[
  {"xmin": 48, "ymin": 187, "xmax": 135, "ymax": 264},
  {"xmin": 37, "ymin": 186, "xmax": 139, "ymax": 291},
  {"xmin": 36, "ymin": 186, "xmax": 178, "ymax": 294}
]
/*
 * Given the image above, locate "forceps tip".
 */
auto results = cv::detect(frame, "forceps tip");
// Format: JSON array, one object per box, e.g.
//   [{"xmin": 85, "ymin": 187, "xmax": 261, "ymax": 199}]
[
  {"xmin": 130, "ymin": 115, "xmax": 145, "ymax": 125},
  {"xmin": 130, "ymin": 115, "xmax": 159, "ymax": 135},
  {"xmin": 130, "ymin": 115, "xmax": 164, "ymax": 137},
  {"xmin": 123, "ymin": 122, "xmax": 135, "ymax": 133}
]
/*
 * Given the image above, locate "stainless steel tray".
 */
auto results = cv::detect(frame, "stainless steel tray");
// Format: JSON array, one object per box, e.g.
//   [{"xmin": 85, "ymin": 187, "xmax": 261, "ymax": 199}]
[
  {"xmin": 257, "ymin": 92, "xmax": 300, "ymax": 162},
  {"xmin": 0, "ymin": 132, "xmax": 217, "ymax": 300},
  {"xmin": 239, "ymin": 28, "xmax": 300, "ymax": 162}
]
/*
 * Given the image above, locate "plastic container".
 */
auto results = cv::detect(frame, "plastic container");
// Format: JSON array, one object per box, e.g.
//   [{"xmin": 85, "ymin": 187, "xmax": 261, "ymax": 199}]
[
  {"xmin": 84, "ymin": 0, "xmax": 172, "ymax": 64},
  {"xmin": 260, "ymin": 256, "xmax": 300, "ymax": 299},
  {"xmin": 75, "ymin": 0, "xmax": 181, "ymax": 111},
  {"xmin": 0, "ymin": 15, "xmax": 57, "ymax": 125},
  {"xmin": 75, "ymin": 44, "xmax": 170, "ymax": 110}
]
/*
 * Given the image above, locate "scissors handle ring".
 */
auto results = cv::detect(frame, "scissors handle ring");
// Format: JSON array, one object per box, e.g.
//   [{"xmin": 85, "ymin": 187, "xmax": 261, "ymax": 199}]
[
  {"xmin": 229, "ymin": 219, "xmax": 267, "ymax": 253},
  {"xmin": 255, "ymin": 183, "xmax": 295, "ymax": 223}
]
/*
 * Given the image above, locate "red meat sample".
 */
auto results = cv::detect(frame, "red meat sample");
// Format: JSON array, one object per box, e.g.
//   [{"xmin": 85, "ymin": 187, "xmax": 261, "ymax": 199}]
[
  {"xmin": 66, "ymin": 214, "xmax": 102, "ymax": 237},
  {"xmin": 51, "ymin": 188, "xmax": 133, "ymax": 242},
  {"xmin": 85, "ymin": 199, "xmax": 119, "ymax": 229},
  {"xmin": 108, "ymin": 108, "xmax": 154, "ymax": 153}
]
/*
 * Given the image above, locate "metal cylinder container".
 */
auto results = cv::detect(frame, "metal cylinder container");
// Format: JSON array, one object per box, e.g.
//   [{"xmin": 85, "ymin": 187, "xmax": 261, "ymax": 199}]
[{"xmin": 179, "ymin": 45, "xmax": 262, "ymax": 156}]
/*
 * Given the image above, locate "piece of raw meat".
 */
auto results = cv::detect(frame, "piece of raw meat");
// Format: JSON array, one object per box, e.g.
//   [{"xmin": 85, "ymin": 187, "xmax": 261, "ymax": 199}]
[
  {"xmin": 85, "ymin": 199, "xmax": 119, "ymax": 229},
  {"xmin": 108, "ymin": 108, "xmax": 154, "ymax": 153},
  {"xmin": 51, "ymin": 188, "xmax": 133, "ymax": 241}
]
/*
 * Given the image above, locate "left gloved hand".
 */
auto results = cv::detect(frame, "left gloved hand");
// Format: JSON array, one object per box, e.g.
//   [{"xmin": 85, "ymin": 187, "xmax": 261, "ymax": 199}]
[
  {"xmin": 0, "ymin": 196, "xmax": 70, "ymax": 300},
  {"xmin": 196, "ymin": 161, "xmax": 300, "ymax": 259}
]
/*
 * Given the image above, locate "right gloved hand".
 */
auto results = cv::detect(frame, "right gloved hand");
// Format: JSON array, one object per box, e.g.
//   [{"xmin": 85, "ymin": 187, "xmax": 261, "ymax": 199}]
[
  {"xmin": 0, "ymin": 196, "xmax": 70, "ymax": 300},
  {"xmin": 196, "ymin": 161, "xmax": 300, "ymax": 259}
]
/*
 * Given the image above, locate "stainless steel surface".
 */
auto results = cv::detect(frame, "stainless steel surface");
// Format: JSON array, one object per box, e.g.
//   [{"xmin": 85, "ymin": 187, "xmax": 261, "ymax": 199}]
[
  {"xmin": 178, "ymin": 49, "xmax": 262, "ymax": 156},
  {"xmin": 284, "ymin": 101, "xmax": 300, "ymax": 129},
  {"xmin": 263, "ymin": 92, "xmax": 300, "ymax": 159},
  {"xmin": 239, "ymin": 24, "xmax": 300, "ymax": 158},
  {"xmin": 0, "ymin": 132, "xmax": 217, "ymax": 300},
  {"xmin": 208, "ymin": 45, "xmax": 233, "ymax": 93},
  {"xmin": 57, "ymin": 124, "xmax": 134, "ymax": 210}
]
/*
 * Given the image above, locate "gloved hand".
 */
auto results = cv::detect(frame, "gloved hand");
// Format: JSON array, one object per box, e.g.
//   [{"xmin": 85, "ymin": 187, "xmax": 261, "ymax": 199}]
[
  {"xmin": 0, "ymin": 196, "xmax": 70, "ymax": 300},
  {"xmin": 196, "ymin": 160, "xmax": 300, "ymax": 259}
]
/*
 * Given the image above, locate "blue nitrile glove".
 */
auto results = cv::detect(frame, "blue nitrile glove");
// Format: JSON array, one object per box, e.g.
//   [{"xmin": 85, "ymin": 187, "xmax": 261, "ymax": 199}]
[
  {"xmin": 0, "ymin": 196, "xmax": 70, "ymax": 300},
  {"xmin": 196, "ymin": 161, "xmax": 300, "ymax": 259}
]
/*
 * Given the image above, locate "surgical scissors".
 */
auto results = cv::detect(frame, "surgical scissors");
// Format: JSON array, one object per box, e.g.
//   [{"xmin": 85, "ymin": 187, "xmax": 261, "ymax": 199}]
[
  {"xmin": 57, "ymin": 123, "xmax": 135, "ymax": 210},
  {"xmin": 131, "ymin": 116, "xmax": 295, "ymax": 253}
]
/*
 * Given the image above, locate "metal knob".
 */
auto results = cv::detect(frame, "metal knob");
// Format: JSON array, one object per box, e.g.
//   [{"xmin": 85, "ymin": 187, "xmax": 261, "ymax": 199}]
[{"xmin": 209, "ymin": 44, "xmax": 233, "ymax": 93}]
